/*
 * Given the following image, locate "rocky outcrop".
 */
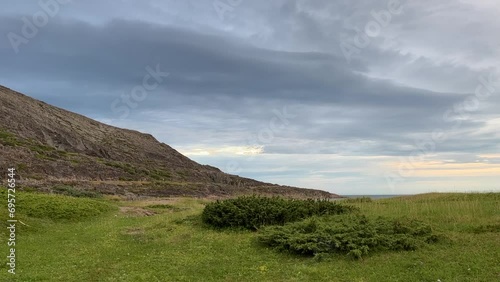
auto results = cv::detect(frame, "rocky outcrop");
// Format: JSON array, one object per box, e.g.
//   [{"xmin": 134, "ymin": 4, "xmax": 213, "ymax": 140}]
[{"xmin": 0, "ymin": 85, "xmax": 339, "ymax": 198}]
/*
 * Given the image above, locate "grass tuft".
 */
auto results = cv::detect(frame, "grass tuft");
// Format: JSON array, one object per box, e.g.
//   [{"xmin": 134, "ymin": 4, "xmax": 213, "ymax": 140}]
[{"xmin": 0, "ymin": 189, "xmax": 115, "ymax": 221}]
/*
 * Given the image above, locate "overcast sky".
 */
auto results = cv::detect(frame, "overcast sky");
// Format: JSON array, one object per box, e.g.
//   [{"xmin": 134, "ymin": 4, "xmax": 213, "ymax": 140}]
[{"xmin": 1, "ymin": 0, "xmax": 499, "ymax": 195}]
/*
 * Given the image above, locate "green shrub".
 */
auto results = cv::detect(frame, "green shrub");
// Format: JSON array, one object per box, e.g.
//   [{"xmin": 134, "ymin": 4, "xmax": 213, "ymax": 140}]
[
  {"xmin": 342, "ymin": 197, "xmax": 373, "ymax": 204},
  {"xmin": 149, "ymin": 169, "xmax": 172, "ymax": 180},
  {"xmin": 52, "ymin": 185, "xmax": 102, "ymax": 198},
  {"xmin": 0, "ymin": 129, "xmax": 22, "ymax": 146},
  {"xmin": 201, "ymin": 196, "xmax": 357, "ymax": 230},
  {"xmin": 258, "ymin": 214, "xmax": 440, "ymax": 259},
  {"xmin": 147, "ymin": 204, "xmax": 186, "ymax": 212},
  {"xmin": 35, "ymin": 153, "xmax": 58, "ymax": 161},
  {"xmin": 29, "ymin": 144, "xmax": 55, "ymax": 154}
]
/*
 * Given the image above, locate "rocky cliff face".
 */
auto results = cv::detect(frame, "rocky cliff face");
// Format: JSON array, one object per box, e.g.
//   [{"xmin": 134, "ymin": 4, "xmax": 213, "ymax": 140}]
[{"xmin": 0, "ymin": 85, "xmax": 338, "ymax": 198}]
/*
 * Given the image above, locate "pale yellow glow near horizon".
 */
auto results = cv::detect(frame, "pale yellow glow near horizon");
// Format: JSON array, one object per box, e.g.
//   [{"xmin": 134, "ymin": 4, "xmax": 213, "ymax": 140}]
[
  {"xmin": 386, "ymin": 160, "xmax": 500, "ymax": 177},
  {"xmin": 180, "ymin": 146, "xmax": 264, "ymax": 156},
  {"xmin": 478, "ymin": 153, "xmax": 500, "ymax": 159}
]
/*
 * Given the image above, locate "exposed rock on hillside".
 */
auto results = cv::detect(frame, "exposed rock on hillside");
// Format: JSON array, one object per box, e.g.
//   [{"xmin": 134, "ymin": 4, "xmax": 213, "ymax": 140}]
[{"xmin": 0, "ymin": 85, "xmax": 339, "ymax": 198}]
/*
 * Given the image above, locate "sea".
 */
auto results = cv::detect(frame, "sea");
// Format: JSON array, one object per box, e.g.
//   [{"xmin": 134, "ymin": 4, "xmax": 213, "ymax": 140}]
[{"xmin": 340, "ymin": 195, "xmax": 409, "ymax": 199}]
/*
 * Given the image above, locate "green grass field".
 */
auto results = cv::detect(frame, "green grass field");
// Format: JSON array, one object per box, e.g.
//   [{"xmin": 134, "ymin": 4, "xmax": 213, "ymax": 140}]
[{"xmin": 0, "ymin": 190, "xmax": 498, "ymax": 281}]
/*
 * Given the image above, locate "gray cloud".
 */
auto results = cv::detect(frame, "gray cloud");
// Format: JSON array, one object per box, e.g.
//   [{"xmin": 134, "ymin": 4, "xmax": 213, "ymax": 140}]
[{"xmin": 0, "ymin": 0, "xmax": 498, "ymax": 194}]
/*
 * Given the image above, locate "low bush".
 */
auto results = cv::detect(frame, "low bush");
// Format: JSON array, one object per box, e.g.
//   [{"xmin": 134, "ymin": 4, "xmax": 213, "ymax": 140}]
[
  {"xmin": 258, "ymin": 214, "xmax": 440, "ymax": 259},
  {"xmin": 341, "ymin": 197, "xmax": 373, "ymax": 204},
  {"xmin": 201, "ymin": 195, "xmax": 357, "ymax": 230},
  {"xmin": 147, "ymin": 204, "xmax": 187, "ymax": 212},
  {"xmin": 0, "ymin": 129, "xmax": 23, "ymax": 146},
  {"xmin": 52, "ymin": 185, "xmax": 102, "ymax": 198}
]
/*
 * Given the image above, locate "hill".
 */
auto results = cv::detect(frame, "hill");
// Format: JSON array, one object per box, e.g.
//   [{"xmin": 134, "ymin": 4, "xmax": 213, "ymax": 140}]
[{"xmin": 0, "ymin": 85, "xmax": 338, "ymax": 198}]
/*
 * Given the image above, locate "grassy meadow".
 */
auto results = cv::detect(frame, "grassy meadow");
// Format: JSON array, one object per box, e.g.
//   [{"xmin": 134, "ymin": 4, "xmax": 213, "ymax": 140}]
[{"xmin": 0, "ymin": 189, "xmax": 498, "ymax": 281}]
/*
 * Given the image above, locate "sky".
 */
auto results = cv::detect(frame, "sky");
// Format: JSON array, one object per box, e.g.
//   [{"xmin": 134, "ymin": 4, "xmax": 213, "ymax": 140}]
[{"xmin": 0, "ymin": 0, "xmax": 499, "ymax": 195}]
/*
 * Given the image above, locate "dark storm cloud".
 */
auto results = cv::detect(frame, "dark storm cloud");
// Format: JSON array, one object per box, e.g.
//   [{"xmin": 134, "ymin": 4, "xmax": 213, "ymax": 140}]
[{"xmin": 0, "ymin": 16, "xmax": 466, "ymax": 112}]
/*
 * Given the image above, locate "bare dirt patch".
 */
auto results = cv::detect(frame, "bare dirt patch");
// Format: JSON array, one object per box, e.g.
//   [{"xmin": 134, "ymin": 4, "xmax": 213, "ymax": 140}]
[{"xmin": 119, "ymin": 206, "xmax": 156, "ymax": 217}]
